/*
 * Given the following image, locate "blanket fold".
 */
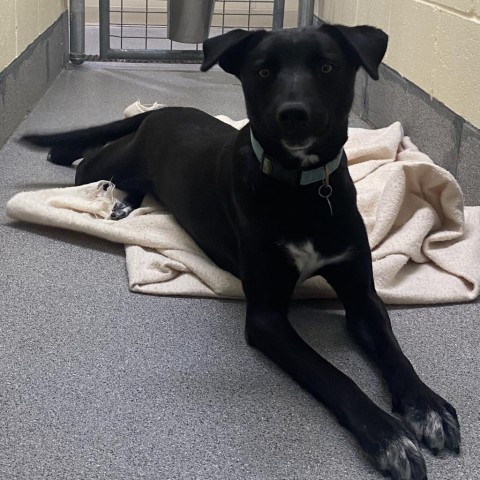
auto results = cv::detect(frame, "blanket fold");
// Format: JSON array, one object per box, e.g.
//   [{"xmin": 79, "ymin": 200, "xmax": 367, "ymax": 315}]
[{"xmin": 7, "ymin": 118, "xmax": 480, "ymax": 304}]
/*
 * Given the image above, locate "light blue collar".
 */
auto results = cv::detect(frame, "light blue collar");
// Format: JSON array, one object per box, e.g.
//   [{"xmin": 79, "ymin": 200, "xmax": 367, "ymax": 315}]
[{"xmin": 250, "ymin": 129, "xmax": 343, "ymax": 186}]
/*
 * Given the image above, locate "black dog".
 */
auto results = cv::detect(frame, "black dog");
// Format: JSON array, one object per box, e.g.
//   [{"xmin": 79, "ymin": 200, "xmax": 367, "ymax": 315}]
[{"xmin": 24, "ymin": 25, "xmax": 460, "ymax": 479}]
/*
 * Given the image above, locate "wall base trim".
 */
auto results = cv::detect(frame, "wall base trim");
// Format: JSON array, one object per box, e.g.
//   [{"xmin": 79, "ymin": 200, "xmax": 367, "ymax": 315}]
[
  {"xmin": 353, "ymin": 63, "xmax": 480, "ymax": 206},
  {"xmin": 0, "ymin": 12, "xmax": 68, "ymax": 148}
]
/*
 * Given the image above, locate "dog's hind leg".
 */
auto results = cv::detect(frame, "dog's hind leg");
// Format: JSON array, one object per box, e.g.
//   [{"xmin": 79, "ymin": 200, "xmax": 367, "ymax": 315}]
[
  {"xmin": 74, "ymin": 140, "xmax": 152, "ymax": 220},
  {"xmin": 74, "ymin": 133, "xmax": 144, "ymax": 187}
]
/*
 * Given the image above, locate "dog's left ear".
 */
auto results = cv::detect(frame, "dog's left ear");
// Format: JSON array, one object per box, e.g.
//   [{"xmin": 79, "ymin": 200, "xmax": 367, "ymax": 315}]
[
  {"xmin": 323, "ymin": 24, "xmax": 388, "ymax": 80},
  {"xmin": 201, "ymin": 29, "xmax": 268, "ymax": 76}
]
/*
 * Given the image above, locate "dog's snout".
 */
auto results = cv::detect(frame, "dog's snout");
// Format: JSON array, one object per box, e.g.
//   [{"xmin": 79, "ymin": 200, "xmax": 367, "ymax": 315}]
[{"xmin": 276, "ymin": 102, "xmax": 310, "ymax": 131}]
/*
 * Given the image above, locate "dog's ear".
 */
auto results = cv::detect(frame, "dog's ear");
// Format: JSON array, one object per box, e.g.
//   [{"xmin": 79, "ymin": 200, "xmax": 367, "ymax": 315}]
[
  {"xmin": 201, "ymin": 29, "xmax": 268, "ymax": 76},
  {"xmin": 323, "ymin": 24, "xmax": 388, "ymax": 80}
]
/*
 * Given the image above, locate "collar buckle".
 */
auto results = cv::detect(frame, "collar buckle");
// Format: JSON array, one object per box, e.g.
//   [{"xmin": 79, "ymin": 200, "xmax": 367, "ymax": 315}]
[{"xmin": 261, "ymin": 156, "xmax": 273, "ymax": 175}]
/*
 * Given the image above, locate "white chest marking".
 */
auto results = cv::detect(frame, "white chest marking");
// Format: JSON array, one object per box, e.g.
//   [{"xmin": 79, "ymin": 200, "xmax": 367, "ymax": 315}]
[
  {"xmin": 291, "ymin": 150, "xmax": 319, "ymax": 167},
  {"xmin": 282, "ymin": 140, "xmax": 319, "ymax": 167},
  {"xmin": 285, "ymin": 240, "xmax": 351, "ymax": 283}
]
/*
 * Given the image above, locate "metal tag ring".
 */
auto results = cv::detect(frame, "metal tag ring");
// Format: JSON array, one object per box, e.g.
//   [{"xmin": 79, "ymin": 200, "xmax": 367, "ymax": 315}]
[{"xmin": 318, "ymin": 183, "xmax": 332, "ymax": 198}]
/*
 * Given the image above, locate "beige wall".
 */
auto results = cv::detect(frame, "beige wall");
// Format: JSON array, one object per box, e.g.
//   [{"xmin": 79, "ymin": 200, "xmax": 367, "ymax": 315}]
[
  {"xmin": 317, "ymin": 0, "xmax": 480, "ymax": 128},
  {"xmin": 0, "ymin": 0, "xmax": 67, "ymax": 71}
]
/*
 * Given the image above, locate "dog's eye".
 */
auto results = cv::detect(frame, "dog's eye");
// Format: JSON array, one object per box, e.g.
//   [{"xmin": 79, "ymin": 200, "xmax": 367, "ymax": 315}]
[
  {"xmin": 320, "ymin": 63, "xmax": 334, "ymax": 74},
  {"xmin": 258, "ymin": 68, "xmax": 270, "ymax": 78}
]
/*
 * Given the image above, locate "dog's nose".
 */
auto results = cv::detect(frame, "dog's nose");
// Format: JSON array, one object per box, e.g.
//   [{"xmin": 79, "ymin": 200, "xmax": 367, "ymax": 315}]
[{"xmin": 276, "ymin": 102, "xmax": 310, "ymax": 131}]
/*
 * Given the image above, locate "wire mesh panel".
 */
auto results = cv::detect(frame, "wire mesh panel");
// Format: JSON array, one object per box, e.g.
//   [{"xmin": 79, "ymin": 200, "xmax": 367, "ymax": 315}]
[{"xmin": 99, "ymin": 0, "xmax": 284, "ymax": 62}]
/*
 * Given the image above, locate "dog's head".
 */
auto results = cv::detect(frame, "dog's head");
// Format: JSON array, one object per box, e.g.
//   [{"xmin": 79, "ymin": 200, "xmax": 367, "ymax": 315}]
[{"xmin": 201, "ymin": 25, "xmax": 387, "ymax": 167}]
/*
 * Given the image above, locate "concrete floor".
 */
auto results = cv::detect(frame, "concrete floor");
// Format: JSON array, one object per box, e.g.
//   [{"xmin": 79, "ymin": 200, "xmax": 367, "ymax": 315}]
[{"xmin": 0, "ymin": 63, "xmax": 479, "ymax": 480}]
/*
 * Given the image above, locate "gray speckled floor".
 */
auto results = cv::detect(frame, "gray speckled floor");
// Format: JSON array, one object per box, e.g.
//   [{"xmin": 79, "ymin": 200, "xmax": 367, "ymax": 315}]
[{"xmin": 0, "ymin": 64, "xmax": 478, "ymax": 480}]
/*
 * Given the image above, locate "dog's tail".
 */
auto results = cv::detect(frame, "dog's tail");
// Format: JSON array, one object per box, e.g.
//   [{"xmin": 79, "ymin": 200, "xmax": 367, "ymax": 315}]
[{"xmin": 21, "ymin": 111, "xmax": 153, "ymax": 165}]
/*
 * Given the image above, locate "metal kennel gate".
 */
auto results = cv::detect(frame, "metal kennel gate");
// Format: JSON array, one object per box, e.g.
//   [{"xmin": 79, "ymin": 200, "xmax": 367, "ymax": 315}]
[{"xmin": 70, "ymin": 0, "xmax": 315, "ymax": 65}]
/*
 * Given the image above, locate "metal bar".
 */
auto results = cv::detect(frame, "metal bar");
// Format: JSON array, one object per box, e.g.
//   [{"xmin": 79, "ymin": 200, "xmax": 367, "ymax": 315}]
[
  {"xmin": 120, "ymin": 0, "xmax": 124, "ymax": 49},
  {"xmin": 298, "ymin": 0, "xmax": 314, "ymax": 27},
  {"xmin": 272, "ymin": 0, "xmax": 284, "ymax": 29},
  {"xmin": 104, "ymin": 48, "xmax": 204, "ymax": 62},
  {"xmin": 69, "ymin": 0, "xmax": 85, "ymax": 65},
  {"xmin": 99, "ymin": 0, "xmax": 111, "ymax": 60},
  {"xmin": 145, "ymin": 0, "xmax": 149, "ymax": 49},
  {"xmin": 222, "ymin": 0, "xmax": 226, "ymax": 34}
]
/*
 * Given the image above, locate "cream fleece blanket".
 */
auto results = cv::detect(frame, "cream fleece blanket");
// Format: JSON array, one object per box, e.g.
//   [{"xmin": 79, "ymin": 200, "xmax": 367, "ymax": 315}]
[{"xmin": 7, "ymin": 112, "xmax": 480, "ymax": 304}]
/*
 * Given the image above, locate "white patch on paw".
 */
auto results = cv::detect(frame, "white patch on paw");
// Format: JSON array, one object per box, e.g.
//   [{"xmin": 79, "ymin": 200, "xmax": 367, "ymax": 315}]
[
  {"xmin": 405, "ymin": 407, "xmax": 461, "ymax": 453},
  {"xmin": 406, "ymin": 409, "xmax": 444, "ymax": 451},
  {"xmin": 110, "ymin": 201, "xmax": 134, "ymax": 220},
  {"xmin": 424, "ymin": 411, "xmax": 444, "ymax": 450},
  {"xmin": 378, "ymin": 437, "xmax": 424, "ymax": 480}
]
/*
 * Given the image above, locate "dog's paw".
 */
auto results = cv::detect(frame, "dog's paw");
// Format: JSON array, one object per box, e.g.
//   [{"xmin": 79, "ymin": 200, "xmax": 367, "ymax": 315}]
[
  {"xmin": 47, "ymin": 147, "xmax": 78, "ymax": 166},
  {"xmin": 393, "ymin": 388, "xmax": 460, "ymax": 455},
  {"xmin": 376, "ymin": 436, "xmax": 427, "ymax": 480},
  {"xmin": 357, "ymin": 409, "xmax": 427, "ymax": 480},
  {"xmin": 110, "ymin": 201, "xmax": 134, "ymax": 220}
]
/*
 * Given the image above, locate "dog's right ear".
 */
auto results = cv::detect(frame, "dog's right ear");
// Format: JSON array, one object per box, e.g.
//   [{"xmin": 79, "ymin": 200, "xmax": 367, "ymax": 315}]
[{"xmin": 201, "ymin": 29, "xmax": 268, "ymax": 77}]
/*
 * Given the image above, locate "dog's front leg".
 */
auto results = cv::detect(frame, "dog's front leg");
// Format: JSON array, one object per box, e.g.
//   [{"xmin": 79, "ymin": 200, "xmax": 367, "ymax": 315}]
[
  {"xmin": 323, "ymin": 255, "xmax": 461, "ymax": 458},
  {"xmin": 241, "ymin": 249, "xmax": 427, "ymax": 479}
]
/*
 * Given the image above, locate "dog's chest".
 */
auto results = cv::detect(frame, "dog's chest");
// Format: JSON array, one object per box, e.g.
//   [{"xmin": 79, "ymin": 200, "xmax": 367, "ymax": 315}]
[{"xmin": 285, "ymin": 240, "xmax": 351, "ymax": 283}]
